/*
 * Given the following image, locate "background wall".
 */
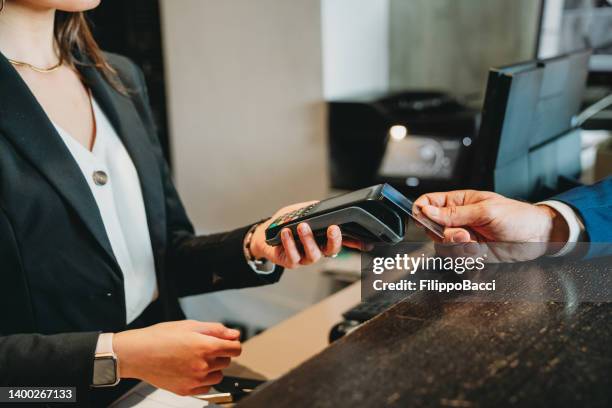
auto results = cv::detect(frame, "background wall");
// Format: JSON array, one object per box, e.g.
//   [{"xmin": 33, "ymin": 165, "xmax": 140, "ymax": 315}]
[
  {"xmin": 388, "ymin": 0, "xmax": 541, "ymax": 97},
  {"xmin": 321, "ymin": 0, "xmax": 390, "ymax": 99},
  {"xmin": 161, "ymin": 0, "xmax": 328, "ymax": 233},
  {"xmin": 160, "ymin": 0, "xmax": 330, "ymax": 330}
]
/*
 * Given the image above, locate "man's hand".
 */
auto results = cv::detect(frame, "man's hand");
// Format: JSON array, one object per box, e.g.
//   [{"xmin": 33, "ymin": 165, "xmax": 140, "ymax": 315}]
[
  {"xmin": 412, "ymin": 190, "xmax": 569, "ymax": 252},
  {"xmin": 113, "ymin": 320, "xmax": 241, "ymax": 396}
]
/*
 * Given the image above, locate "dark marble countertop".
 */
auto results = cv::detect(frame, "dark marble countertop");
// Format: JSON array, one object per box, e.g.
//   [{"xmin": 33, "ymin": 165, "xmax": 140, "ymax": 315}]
[{"xmin": 238, "ymin": 255, "xmax": 612, "ymax": 407}]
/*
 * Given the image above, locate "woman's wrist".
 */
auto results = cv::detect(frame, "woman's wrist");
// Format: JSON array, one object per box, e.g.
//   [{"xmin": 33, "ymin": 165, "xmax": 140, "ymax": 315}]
[
  {"xmin": 247, "ymin": 221, "xmax": 270, "ymax": 260},
  {"xmin": 113, "ymin": 330, "xmax": 138, "ymax": 380}
]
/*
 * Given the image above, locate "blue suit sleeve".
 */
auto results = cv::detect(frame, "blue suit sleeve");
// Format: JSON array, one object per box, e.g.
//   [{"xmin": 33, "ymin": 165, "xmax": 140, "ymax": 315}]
[{"xmin": 552, "ymin": 176, "xmax": 612, "ymax": 258}]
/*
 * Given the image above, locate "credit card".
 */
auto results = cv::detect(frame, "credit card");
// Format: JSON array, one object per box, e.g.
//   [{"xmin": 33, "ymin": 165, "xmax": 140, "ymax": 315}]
[
  {"xmin": 381, "ymin": 184, "xmax": 445, "ymax": 239},
  {"xmin": 409, "ymin": 210, "xmax": 446, "ymax": 239}
]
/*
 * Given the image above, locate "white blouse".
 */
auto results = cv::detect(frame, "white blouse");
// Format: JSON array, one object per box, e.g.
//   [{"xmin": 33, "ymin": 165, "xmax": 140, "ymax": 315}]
[{"xmin": 52, "ymin": 98, "xmax": 157, "ymax": 324}]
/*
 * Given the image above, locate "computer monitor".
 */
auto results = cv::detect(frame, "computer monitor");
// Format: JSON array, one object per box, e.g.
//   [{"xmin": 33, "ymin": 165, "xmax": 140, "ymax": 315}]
[
  {"xmin": 536, "ymin": 0, "xmax": 612, "ymax": 84},
  {"xmin": 470, "ymin": 49, "xmax": 591, "ymax": 200}
]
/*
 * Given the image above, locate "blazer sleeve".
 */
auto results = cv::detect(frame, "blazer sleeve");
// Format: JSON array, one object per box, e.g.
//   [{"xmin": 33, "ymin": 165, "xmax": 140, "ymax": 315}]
[
  {"xmin": 0, "ymin": 206, "xmax": 100, "ymax": 390},
  {"xmin": 0, "ymin": 332, "xmax": 99, "ymax": 390},
  {"xmin": 112, "ymin": 55, "xmax": 283, "ymax": 297},
  {"xmin": 552, "ymin": 176, "xmax": 612, "ymax": 258}
]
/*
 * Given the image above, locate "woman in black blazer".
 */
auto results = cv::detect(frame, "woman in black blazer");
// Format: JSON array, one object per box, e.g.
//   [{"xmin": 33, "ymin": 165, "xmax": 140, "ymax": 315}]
[{"xmin": 0, "ymin": 0, "xmax": 357, "ymax": 405}]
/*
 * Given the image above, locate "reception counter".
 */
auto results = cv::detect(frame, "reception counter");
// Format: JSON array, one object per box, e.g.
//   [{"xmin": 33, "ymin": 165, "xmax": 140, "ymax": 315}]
[{"xmin": 238, "ymin": 254, "xmax": 612, "ymax": 407}]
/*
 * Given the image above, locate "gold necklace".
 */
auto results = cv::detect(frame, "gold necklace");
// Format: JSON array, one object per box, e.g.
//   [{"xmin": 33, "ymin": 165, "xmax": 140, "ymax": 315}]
[{"xmin": 8, "ymin": 56, "xmax": 63, "ymax": 73}]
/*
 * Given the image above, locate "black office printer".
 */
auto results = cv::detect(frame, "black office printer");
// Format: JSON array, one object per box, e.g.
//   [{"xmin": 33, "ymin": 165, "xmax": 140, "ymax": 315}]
[{"xmin": 328, "ymin": 91, "xmax": 480, "ymax": 196}]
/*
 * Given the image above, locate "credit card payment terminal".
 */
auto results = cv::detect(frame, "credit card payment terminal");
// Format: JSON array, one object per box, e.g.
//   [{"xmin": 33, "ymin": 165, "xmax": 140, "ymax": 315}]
[{"xmin": 265, "ymin": 184, "xmax": 444, "ymax": 246}]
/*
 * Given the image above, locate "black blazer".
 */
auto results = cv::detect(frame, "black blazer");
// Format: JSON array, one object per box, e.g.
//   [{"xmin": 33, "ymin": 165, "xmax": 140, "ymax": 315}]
[{"xmin": 0, "ymin": 52, "xmax": 282, "ymax": 403}]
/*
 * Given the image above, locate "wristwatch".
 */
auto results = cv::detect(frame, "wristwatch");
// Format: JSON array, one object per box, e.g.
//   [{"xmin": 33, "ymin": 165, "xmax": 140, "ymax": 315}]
[
  {"xmin": 92, "ymin": 333, "xmax": 120, "ymax": 387},
  {"xmin": 243, "ymin": 220, "xmax": 275, "ymax": 273}
]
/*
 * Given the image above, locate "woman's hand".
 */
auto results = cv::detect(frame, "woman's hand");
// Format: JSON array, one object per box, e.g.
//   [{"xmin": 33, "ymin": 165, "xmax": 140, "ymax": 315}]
[
  {"xmin": 114, "ymin": 320, "xmax": 241, "ymax": 396},
  {"xmin": 249, "ymin": 201, "xmax": 363, "ymax": 269}
]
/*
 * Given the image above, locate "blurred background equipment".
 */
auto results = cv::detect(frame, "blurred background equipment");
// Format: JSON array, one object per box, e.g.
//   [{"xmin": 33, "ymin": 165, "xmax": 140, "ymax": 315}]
[
  {"xmin": 537, "ymin": 0, "xmax": 612, "ymax": 128},
  {"xmin": 328, "ymin": 91, "xmax": 480, "ymax": 195},
  {"xmin": 470, "ymin": 49, "xmax": 591, "ymax": 201}
]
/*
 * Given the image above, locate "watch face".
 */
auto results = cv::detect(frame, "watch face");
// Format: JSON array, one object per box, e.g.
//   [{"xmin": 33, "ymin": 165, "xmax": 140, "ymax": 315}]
[{"xmin": 94, "ymin": 356, "xmax": 118, "ymax": 387}]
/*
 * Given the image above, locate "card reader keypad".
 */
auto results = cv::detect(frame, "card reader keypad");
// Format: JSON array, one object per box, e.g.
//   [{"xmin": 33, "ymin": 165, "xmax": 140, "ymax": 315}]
[{"xmin": 270, "ymin": 203, "xmax": 318, "ymax": 228}]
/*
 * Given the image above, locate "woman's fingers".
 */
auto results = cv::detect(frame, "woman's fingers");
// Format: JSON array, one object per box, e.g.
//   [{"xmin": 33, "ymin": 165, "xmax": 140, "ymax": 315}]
[
  {"xmin": 322, "ymin": 225, "xmax": 342, "ymax": 257},
  {"xmin": 200, "ymin": 370, "xmax": 224, "ymax": 386},
  {"xmin": 206, "ymin": 356, "xmax": 231, "ymax": 372},
  {"xmin": 203, "ymin": 336, "xmax": 242, "ymax": 358},
  {"xmin": 296, "ymin": 223, "xmax": 322, "ymax": 265},
  {"xmin": 280, "ymin": 228, "xmax": 301, "ymax": 267},
  {"xmin": 279, "ymin": 224, "xmax": 370, "ymax": 268},
  {"xmin": 343, "ymin": 238, "xmax": 374, "ymax": 252},
  {"xmin": 190, "ymin": 385, "xmax": 211, "ymax": 396},
  {"xmin": 189, "ymin": 370, "xmax": 223, "ymax": 395}
]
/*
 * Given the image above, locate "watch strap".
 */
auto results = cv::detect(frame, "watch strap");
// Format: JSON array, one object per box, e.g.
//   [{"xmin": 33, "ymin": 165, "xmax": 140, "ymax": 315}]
[
  {"xmin": 95, "ymin": 332, "xmax": 114, "ymax": 356},
  {"xmin": 243, "ymin": 220, "xmax": 276, "ymax": 274},
  {"xmin": 243, "ymin": 219, "xmax": 270, "ymax": 263}
]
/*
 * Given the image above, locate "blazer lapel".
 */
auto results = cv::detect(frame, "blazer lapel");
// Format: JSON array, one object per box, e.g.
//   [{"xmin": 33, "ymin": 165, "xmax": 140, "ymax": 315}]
[
  {"xmin": 0, "ymin": 53, "xmax": 122, "ymax": 283},
  {"xmin": 78, "ymin": 60, "xmax": 167, "ymax": 271}
]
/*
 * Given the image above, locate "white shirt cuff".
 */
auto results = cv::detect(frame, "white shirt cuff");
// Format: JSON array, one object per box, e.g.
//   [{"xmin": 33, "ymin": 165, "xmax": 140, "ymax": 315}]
[
  {"xmin": 536, "ymin": 200, "xmax": 586, "ymax": 257},
  {"xmin": 247, "ymin": 258, "xmax": 277, "ymax": 275}
]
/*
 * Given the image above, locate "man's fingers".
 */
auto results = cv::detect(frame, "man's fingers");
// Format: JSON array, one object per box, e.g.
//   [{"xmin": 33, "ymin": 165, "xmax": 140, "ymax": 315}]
[
  {"xmin": 437, "ymin": 227, "xmax": 484, "ymax": 258},
  {"xmin": 413, "ymin": 192, "xmax": 452, "ymax": 221},
  {"xmin": 421, "ymin": 203, "xmax": 483, "ymax": 227},
  {"xmin": 414, "ymin": 192, "xmax": 449, "ymax": 209},
  {"xmin": 443, "ymin": 227, "xmax": 472, "ymax": 243},
  {"xmin": 413, "ymin": 191, "xmax": 469, "ymax": 211},
  {"xmin": 412, "ymin": 190, "xmax": 497, "ymax": 218}
]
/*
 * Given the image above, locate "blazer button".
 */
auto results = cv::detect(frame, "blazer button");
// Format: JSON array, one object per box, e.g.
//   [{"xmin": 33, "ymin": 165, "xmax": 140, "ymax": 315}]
[{"xmin": 93, "ymin": 170, "xmax": 108, "ymax": 186}]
